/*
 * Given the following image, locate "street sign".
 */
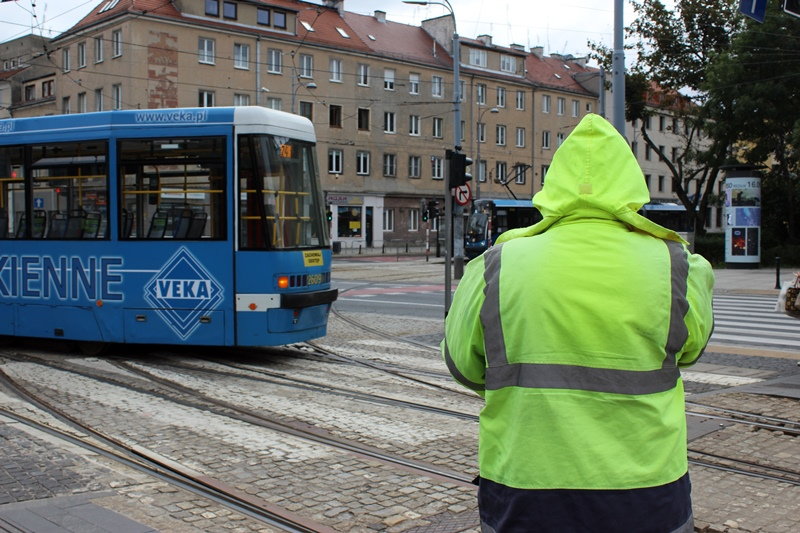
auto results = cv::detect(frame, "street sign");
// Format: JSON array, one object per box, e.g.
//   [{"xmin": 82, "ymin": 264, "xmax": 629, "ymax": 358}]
[
  {"xmin": 454, "ymin": 183, "xmax": 471, "ymax": 206},
  {"xmin": 786, "ymin": 0, "xmax": 800, "ymax": 18},
  {"xmin": 739, "ymin": 0, "xmax": 767, "ymax": 22}
]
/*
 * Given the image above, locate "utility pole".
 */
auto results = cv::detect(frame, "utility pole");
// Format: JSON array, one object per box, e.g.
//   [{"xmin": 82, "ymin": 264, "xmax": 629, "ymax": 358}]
[{"xmin": 612, "ymin": 0, "xmax": 625, "ymax": 136}]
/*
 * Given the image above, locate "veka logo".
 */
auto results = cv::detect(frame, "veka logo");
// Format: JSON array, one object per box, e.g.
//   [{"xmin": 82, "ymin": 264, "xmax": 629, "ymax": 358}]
[{"xmin": 144, "ymin": 247, "xmax": 223, "ymax": 340}]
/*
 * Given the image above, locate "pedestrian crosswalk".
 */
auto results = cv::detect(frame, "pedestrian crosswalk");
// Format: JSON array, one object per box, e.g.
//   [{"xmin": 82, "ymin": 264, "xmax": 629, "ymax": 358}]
[{"xmin": 711, "ymin": 293, "xmax": 800, "ymax": 352}]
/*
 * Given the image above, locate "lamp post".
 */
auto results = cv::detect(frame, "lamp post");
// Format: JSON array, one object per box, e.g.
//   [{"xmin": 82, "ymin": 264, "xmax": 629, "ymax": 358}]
[
  {"xmin": 475, "ymin": 106, "xmax": 499, "ymax": 200},
  {"xmin": 403, "ymin": 0, "xmax": 460, "ymax": 313}
]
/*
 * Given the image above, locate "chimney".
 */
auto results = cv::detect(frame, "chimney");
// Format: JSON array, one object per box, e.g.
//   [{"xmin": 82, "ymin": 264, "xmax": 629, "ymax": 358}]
[
  {"xmin": 510, "ymin": 44, "xmax": 525, "ymax": 52},
  {"xmin": 374, "ymin": 10, "xmax": 386, "ymax": 23},
  {"xmin": 324, "ymin": 0, "xmax": 344, "ymax": 15},
  {"xmin": 477, "ymin": 34, "xmax": 492, "ymax": 46},
  {"xmin": 530, "ymin": 46, "xmax": 544, "ymax": 58}
]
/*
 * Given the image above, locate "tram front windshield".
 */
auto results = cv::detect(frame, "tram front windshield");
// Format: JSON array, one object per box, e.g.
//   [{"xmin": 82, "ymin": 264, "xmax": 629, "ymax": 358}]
[
  {"xmin": 239, "ymin": 134, "xmax": 328, "ymax": 250},
  {"xmin": 467, "ymin": 211, "xmax": 489, "ymax": 242}
]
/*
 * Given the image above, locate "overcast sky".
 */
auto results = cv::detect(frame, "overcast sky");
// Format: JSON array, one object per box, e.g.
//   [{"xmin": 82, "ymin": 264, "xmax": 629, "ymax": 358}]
[{"xmin": 0, "ymin": 0, "xmax": 647, "ymax": 61}]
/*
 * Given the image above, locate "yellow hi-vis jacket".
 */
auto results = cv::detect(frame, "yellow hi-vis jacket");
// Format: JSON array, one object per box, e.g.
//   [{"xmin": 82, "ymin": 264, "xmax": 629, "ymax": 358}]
[{"xmin": 443, "ymin": 114, "xmax": 714, "ymax": 491}]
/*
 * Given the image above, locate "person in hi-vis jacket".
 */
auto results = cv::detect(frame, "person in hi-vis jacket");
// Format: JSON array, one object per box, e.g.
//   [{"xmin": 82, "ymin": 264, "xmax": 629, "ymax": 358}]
[{"xmin": 442, "ymin": 114, "xmax": 714, "ymax": 533}]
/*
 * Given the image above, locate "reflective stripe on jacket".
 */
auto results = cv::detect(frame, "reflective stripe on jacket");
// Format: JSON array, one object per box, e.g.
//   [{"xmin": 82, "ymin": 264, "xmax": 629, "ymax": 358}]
[{"xmin": 442, "ymin": 114, "xmax": 715, "ymax": 491}]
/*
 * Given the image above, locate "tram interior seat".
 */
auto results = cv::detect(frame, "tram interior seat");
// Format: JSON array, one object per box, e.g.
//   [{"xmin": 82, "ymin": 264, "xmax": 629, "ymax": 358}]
[
  {"xmin": 170, "ymin": 206, "xmax": 195, "ymax": 238},
  {"xmin": 147, "ymin": 209, "xmax": 169, "ymax": 238},
  {"xmin": 64, "ymin": 210, "xmax": 86, "ymax": 239},
  {"xmin": 0, "ymin": 211, "xmax": 8, "ymax": 239},
  {"xmin": 16, "ymin": 210, "xmax": 47, "ymax": 238},
  {"xmin": 48, "ymin": 212, "xmax": 68, "ymax": 238},
  {"xmin": 187, "ymin": 211, "xmax": 208, "ymax": 239},
  {"xmin": 83, "ymin": 212, "xmax": 102, "ymax": 238}
]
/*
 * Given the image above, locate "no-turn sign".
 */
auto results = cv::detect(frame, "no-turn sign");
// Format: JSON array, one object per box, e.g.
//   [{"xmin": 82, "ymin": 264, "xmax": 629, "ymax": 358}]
[{"xmin": 454, "ymin": 183, "xmax": 472, "ymax": 205}]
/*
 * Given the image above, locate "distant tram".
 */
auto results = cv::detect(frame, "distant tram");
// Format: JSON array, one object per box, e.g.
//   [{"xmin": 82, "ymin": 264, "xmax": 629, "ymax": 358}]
[
  {"xmin": 465, "ymin": 199, "xmax": 542, "ymax": 259},
  {"xmin": 640, "ymin": 202, "xmax": 695, "ymax": 241},
  {"xmin": 0, "ymin": 107, "xmax": 337, "ymax": 351}
]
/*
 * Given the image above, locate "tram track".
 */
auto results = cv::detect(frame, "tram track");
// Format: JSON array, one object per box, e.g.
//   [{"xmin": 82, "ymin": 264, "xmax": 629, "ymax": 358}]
[
  {"xmin": 0, "ymin": 350, "xmax": 475, "ymax": 489},
  {"xmin": 0, "ymin": 363, "xmax": 332, "ymax": 533}
]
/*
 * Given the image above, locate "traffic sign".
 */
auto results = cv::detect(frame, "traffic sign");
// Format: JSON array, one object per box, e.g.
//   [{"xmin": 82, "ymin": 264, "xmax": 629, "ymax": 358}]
[
  {"xmin": 739, "ymin": 0, "xmax": 767, "ymax": 22},
  {"xmin": 454, "ymin": 183, "xmax": 471, "ymax": 206}
]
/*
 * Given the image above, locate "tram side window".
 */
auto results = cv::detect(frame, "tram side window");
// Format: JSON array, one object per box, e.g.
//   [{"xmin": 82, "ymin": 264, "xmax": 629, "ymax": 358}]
[
  {"xmin": 238, "ymin": 134, "xmax": 326, "ymax": 250},
  {"xmin": 0, "ymin": 142, "xmax": 108, "ymax": 239},
  {"xmin": 119, "ymin": 137, "xmax": 226, "ymax": 240}
]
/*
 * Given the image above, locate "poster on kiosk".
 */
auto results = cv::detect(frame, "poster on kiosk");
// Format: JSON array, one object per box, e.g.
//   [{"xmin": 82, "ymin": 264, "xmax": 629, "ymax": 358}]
[{"xmin": 724, "ymin": 168, "xmax": 761, "ymax": 268}]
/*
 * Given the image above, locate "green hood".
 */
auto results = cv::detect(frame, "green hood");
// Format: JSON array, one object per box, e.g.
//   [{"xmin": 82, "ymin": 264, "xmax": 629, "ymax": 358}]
[{"xmin": 496, "ymin": 113, "xmax": 686, "ymax": 244}]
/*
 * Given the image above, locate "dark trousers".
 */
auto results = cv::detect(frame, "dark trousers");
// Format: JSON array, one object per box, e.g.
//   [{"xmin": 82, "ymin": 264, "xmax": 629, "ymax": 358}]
[{"xmin": 478, "ymin": 472, "xmax": 693, "ymax": 533}]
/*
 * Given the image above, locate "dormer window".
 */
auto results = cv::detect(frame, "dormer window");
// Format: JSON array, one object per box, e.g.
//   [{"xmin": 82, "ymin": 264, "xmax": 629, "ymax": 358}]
[
  {"xmin": 222, "ymin": 2, "xmax": 237, "ymax": 20},
  {"xmin": 205, "ymin": 0, "xmax": 219, "ymax": 16},
  {"xmin": 274, "ymin": 11, "xmax": 287, "ymax": 28},
  {"xmin": 500, "ymin": 54, "xmax": 516, "ymax": 73}
]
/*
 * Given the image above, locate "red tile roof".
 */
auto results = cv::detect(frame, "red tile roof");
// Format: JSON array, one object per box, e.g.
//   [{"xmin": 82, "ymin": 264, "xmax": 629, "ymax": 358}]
[{"xmin": 525, "ymin": 53, "xmax": 598, "ymax": 95}]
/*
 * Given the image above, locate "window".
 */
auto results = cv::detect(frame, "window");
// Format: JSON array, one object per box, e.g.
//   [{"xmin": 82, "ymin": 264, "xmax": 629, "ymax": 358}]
[
  {"xmin": 299, "ymin": 101, "xmax": 313, "ymax": 121},
  {"xmin": 42, "ymin": 80, "xmax": 53, "ymax": 97},
  {"xmin": 94, "ymin": 36, "xmax": 103, "ymax": 63},
  {"xmin": 409, "ymin": 115, "xmax": 420, "ymax": 136},
  {"xmin": 500, "ymin": 54, "xmax": 516, "ymax": 73},
  {"xmin": 77, "ymin": 42, "xmax": 86, "ymax": 68},
  {"xmin": 469, "ymin": 48, "xmax": 487, "ymax": 67},
  {"xmin": 572, "ymin": 100, "xmax": 580, "ymax": 117},
  {"xmin": 328, "ymin": 149, "xmax": 343, "ymax": 174},
  {"xmin": 62, "ymin": 96, "xmax": 70, "ymax": 114},
  {"xmin": 266, "ymin": 97, "xmax": 282, "ymax": 110},
  {"xmin": 631, "ymin": 141, "xmax": 638, "ymax": 156},
  {"xmin": 329, "ymin": 105, "xmax": 342, "ymax": 127},
  {"xmin": 432, "ymin": 117, "xmax": 443, "ymax": 138},
  {"xmin": 94, "ymin": 88, "xmax": 103, "ymax": 111},
  {"xmin": 557, "ymin": 97, "xmax": 565, "ymax": 115},
  {"xmin": 268, "ymin": 49, "xmax": 282, "ymax": 73},
  {"xmin": 432, "ymin": 156, "xmax": 443, "ymax": 180},
  {"xmin": 542, "ymin": 130, "xmax": 551, "ymax": 149},
  {"xmin": 274, "ymin": 11, "xmax": 287, "ymax": 28},
  {"xmin": 409, "ymin": 208, "xmax": 420, "ymax": 231},
  {"xmin": 659, "ymin": 116, "xmax": 666, "ymax": 131},
  {"xmin": 77, "ymin": 92, "xmax": 87, "ymax": 113},
  {"xmin": 337, "ymin": 206, "xmax": 361, "ymax": 237},
  {"xmin": 356, "ymin": 151, "xmax": 370, "ymax": 175},
  {"xmin": 477, "ymin": 84, "xmax": 486, "ymax": 105},
  {"xmin": 205, "ymin": 0, "xmax": 219, "ymax": 16},
  {"xmin": 198, "ymin": 38, "xmax": 215, "ymax": 64},
  {"xmin": 645, "ymin": 174, "xmax": 651, "ymax": 190},
  {"xmin": 496, "ymin": 161, "xmax": 507, "ymax": 183},
  {"xmin": 223, "ymin": 1, "xmax": 236, "ymax": 19},
  {"xmin": 233, "ymin": 93, "xmax": 250, "ymax": 106},
  {"xmin": 24, "ymin": 84, "xmax": 35, "ymax": 101},
  {"xmin": 383, "ymin": 208, "xmax": 394, "ymax": 231},
  {"xmin": 357, "ymin": 64, "xmax": 369, "ymax": 86},
  {"xmin": 477, "ymin": 123, "xmax": 486, "ymax": 143},
  {"xmin": 199, "ymin": 90, "xmax": 215, "ymax": 107},
  {"xmin": 300, "ymin": 54, "xmax": 313, "ymax": 78},
  {"xmin": 62, "ymin": 48, "xmax": 70, "ymax": 72},
  {"xmin": 384, "ymin": 68, "xmax": 395, "ymax": 90},
  {"xmin": 383, "ymin": 153, "xmax": 397, "ymax": 177},
  {"xmin": 112, "ymin": 30, "xmax": 122, "ymax": 57},
  {"xmin": 234, "ymin": 43, "xmax": 249, "ymax": 69},
  {"xmin": 431, "ymin": 76, "xmax": 443, "ymax": 97},
  {"xmin": 516, "ymin": 90, "xmax": 525, "ymax": 110},
  {"xmin": 257, "ymin": 8, "xmax": 270, "ymax": 25},
  {"xmin": 383, "ymin": 112, "xmax": 396, "ymax": 134},
  {"xmin": 542, "ymin": 94, "xmax": 551, "ymax": 113},
  {"xmin": 557, "ymin": 132, "xmax": 566, "ymax": 146},
  {"xmin": 658, "ymin": 145, "xmax": 665, "ymax": 161},
  {"xmin": 329, "ymin": 58, "xmax": 342, "ymax": 82},
  {"xmin": 658, "ymin": 175, "xmax": 665, "ymax": 192},
  {"xmin": 645, "ymin": 144, "xmax": 652, "ymax": 161},
  {"xmin": 516, "ymin": 127, "xmax": 525, "ymax": 148},
  {"xmin": 541, "ymin": 165, "xmax": 549, "ymax": 186},
  {"xmin": 121, "ymin": 137, "xmax": 225, "ymax": 241},
  {"xmin": 357, "ymin": 108, "xmax": 370, "ymax": 131},
  {"xmin": 586, "ymin": 102, "xmax": 593, "ymax": 113},
  {"xmin": 112, "ymin": 84, "xmax": 122, "ymax": 109},
  {"xmin": 408, "ymin": 156, "xmax": 421, "ymax": 178},
  {"xmin": 409, "ymin": 73, "xmax": 420, "ymax": 94},
  {"xmin": 477, "ymin": 160, "xmax": 487, "ymax": 183},
  {"xmin": 496, "ymin": 87, "xmax": 506, "ymax": 108},
  {"xmin": 514, "ymin": 164, "xmax": 527, "ymax": 185},
  {"xmin": 496, "ymin": 124, "xmax": 506, "ymax": 146}
]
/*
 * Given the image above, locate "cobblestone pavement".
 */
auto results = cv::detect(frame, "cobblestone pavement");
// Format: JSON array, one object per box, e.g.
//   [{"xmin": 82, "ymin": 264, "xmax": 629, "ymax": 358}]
[{"xmin": 0, "ymin": 261, "xmax": 797, "ymax": 532}]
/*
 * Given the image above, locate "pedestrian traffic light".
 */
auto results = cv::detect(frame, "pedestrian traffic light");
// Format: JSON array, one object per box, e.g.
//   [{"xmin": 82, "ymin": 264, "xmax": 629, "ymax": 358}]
[
  {"xmin": 447, "ymin": 150, "xmax": 473, "ymax": 188},
  {"xmin": 326, "ymin": 208, "xmax": 332, "ymax": 221},
  {"xmin": 422, "ymin": 207, "xmax": 429, "ymax": 221}
]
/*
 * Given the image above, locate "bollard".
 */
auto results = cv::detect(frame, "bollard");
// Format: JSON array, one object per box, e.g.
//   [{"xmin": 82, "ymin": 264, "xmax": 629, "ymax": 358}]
[
  {"xmin": 382, "ymin": 243, "xmax": 385, "ymax": 254},
  {"xmin": 775, "ymin": 256, "xmax": 781, "ymax": 290},
  {"xmin": 358, "ymin": 245, "xmax": 362, "ymax": 255},
  {"xmin": 405, "ymin": 242, "xmax": 409, "ymax": 253}
]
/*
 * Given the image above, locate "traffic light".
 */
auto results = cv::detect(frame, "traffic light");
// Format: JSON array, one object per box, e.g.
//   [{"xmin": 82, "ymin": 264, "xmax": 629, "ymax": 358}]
[
  {"xmin": 447, "ymin": 149, "xmax": 473, "ymax": 188},
  {"xmin": 326, "ymin": 208, "xmax": 332, "ymax": 221},
  {"xmin": 427, "ymin": 200, "xmax": 439, "ymax": 219},
  {"xmin": 422, "ymin": 207, "xmax": 429, "ymax": 222}
]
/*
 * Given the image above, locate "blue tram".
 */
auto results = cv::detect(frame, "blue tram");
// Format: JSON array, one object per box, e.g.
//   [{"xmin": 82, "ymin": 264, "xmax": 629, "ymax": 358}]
[
  {"xmin": 465, "ymin": 199, "xmax": 542, "ymax": 259},
  {"xmin": 0, "ymin": 107, "xmax": 337, "ymax": 348}
]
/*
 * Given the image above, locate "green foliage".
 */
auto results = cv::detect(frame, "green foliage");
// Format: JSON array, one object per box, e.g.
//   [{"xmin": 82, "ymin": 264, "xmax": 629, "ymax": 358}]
[
  {"xmin": 761, "ymin": 245, "xmax": 800, "ymax": 268},
  {"xmin": 694, "ymin": 233, "xmax": 725, "ymax": 265}
]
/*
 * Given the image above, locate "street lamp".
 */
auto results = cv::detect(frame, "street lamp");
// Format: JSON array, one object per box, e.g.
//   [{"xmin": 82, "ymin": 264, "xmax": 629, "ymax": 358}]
[
  {"xmin": 290, "ymin": 50, "xmax": 317, "ymax": 114},
  {"xmin": 475, "ymin": 106, "xmax": 499, "ymax": 200},
  {"xmin": 403, "ymin": 0, "xmax": 461, "ymax": 312}
]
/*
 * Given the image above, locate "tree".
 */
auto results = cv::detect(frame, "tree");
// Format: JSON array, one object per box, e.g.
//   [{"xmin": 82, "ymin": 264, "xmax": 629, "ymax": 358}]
[{"xmin": 589, "ymin": 0, "xmax": 744, "ymax": 237}]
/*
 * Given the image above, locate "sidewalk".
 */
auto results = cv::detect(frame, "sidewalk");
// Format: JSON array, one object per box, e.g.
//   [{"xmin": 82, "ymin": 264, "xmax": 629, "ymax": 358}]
[{"xmin": 713, "ymin": 267, "xmax": 792, "ymax": 295}]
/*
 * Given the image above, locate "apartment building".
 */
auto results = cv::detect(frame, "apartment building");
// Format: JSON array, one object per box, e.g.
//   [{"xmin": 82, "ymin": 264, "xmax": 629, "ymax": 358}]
[
  {"xmin": 0, "ymin": 35, "xmax": 57, "ymax": 118},
  {"xmin": 7, "ymin": 0, "xmax": 601, "ymax": 250}
]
